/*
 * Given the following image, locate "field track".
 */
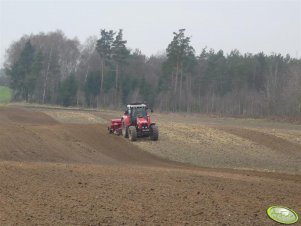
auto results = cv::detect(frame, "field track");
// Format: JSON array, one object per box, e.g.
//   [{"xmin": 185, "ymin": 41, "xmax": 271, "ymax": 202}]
[
  {"xmin": 0, "ymin": 107, "xmax": 176, "ymax": 167},
  {"xmin": 217, "ymin": 126, "xmax": 301, "ymax": 155}
]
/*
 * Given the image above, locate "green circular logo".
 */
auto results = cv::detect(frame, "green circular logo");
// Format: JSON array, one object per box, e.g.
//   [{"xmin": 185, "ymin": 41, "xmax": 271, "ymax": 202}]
[{"xmin": 267, "ymin": 206, "xmax": 299, "ymax": 224}]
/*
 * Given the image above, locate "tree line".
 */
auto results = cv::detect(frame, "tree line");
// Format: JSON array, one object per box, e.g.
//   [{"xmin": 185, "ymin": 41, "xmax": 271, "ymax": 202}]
[{"xmin": 2, "ymin": 29, "xmax": 301, "ymax": 117}]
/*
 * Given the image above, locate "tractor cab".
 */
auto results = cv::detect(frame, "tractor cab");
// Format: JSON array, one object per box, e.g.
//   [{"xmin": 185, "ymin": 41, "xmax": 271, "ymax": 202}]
[{"xmin": 125, "ymin": 103, "xmax": 148, "ymax": 124}]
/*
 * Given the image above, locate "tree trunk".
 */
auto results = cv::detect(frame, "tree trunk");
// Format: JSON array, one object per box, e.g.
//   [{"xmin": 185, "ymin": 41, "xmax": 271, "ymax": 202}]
[
  {"xmin": 115, "ymin": 63, "xmax": 119, "ymax": 90},
  {"xmin": 175, "ymin": 61, "xmax": 179, "ymax": 93},
  {"xmin": 171, "ymin": 71, "xmax": 174, "ymax": 90},
  {"xmin": 42, "ymin": 47, "xmax": 53, "ymax": 104},
  {"xmin": 101, "ymin": 60, "xmax": 104, "ymax": 93},
  {"xmin": 185, "ymin": 75, "xmax": 190, "ymax": 112},
  {"xmin": 84, "ymin": 65, "xmax": 90, "ymax": 82},
  {"xmin": 198, "ymin": 84, "xmax": 201, "ymax": 112},
  {"xmin": 115, "ymin": 64, "xmax": 119, "ymax": 105},
  {"xmin": 174, "ymin": 61, "xmax": 179, "ymax": 111},
  {"xmin": 179, "ymin": 63, "xmax": 183, "ymax": 106},
  {"xmin": 100, "ymin": 60, "xmax": 105, "ymax": 106},
  {"xmin": 211, "ymin": 91, "xmax": 215, "ymax": 113}
]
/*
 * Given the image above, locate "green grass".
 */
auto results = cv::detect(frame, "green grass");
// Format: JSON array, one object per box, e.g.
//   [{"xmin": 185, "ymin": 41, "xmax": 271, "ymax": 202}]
[{"xmin": 0, "ymin": 86, "xmax": 12, "ymax": 103}]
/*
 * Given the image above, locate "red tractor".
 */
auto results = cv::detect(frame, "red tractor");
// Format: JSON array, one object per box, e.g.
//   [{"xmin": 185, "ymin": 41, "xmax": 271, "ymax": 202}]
[{"xmin": 121, "ymin": 103, "xmax": 158, "ymax": 141}]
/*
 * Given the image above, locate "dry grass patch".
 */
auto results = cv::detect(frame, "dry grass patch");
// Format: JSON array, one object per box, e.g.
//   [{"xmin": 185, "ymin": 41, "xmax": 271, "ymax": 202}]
[
  {"xmin": 252, "ymin": 128, "xmax": 301, "ymax": 146},
  {"xmin": 43, "ymin": 110, "xmax": 107, "ymax": 124}
]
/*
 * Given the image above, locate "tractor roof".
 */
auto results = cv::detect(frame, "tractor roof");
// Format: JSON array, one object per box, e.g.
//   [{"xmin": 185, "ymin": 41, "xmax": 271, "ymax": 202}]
[{"xmin": 127, "ymin": 103, "xmax": 147, "ymax": 108}]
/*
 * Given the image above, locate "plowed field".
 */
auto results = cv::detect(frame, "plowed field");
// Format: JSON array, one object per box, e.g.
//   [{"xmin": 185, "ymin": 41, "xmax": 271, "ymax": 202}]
[{"xmin": 0, "ymin": 106, "xmax": 300, "ymax": 225}]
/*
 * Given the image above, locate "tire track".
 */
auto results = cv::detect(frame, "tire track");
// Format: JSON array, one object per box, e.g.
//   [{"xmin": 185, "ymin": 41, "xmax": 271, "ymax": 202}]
[{"xmin": 216, "ymin": 126, "xmax": 301, "ymax": 155}]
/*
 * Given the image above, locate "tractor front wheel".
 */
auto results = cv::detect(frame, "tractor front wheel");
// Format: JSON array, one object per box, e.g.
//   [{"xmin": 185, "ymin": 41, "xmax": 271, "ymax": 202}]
[
  {"xmin": 150, "ymin": 125, "xmax": 159, "ymax": 141},
  {"xmin": 122, "ymin": 121, "xmax": 128, "ymax": 138},
  {"xmin": 128, "ymin": 126, "xmax": 137, "ymax": 141}
]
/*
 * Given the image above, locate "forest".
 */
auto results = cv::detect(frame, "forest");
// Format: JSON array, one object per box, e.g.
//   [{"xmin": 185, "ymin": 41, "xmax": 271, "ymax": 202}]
[{"xmin": 1, "ymin": 29, "xmax": 301, "ymax": 117}]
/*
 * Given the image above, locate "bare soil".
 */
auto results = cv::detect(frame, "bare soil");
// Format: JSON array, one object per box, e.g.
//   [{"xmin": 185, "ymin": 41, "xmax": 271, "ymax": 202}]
[
  {"xmin": 0, "ymin": 106, "xmax": 300, "ymax": 225},
  {"xmin": 94, "ymin": 111, "xmax": 301, "ymax": 174}
]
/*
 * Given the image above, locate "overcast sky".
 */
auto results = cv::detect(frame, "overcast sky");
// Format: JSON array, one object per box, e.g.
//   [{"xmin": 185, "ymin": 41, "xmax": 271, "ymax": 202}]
[{"xmin": 0, "ymin": 0, "xmax": 300, "ymax": 66}]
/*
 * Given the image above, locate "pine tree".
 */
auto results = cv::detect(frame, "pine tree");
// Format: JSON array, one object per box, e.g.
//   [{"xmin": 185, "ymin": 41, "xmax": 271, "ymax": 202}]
[
  {"xmin": 112, "ymin": 29, "xmax": 129, "ymax": 91},
  {"xmin": 84, "ymin": 71, "xmax": 101, "ymax": 107},
  {"xmin": 96, "ymin": 29, "xmax": 115, "ymax": 96},
  {"xmin": 165, "ymin": 29, "xmax": 196, "ymax": 110},
  {"xmin": 8, "ymin": 40, "xmax": 35, "ymax": 101},
  {"xmin": 59, "ymin": 74, "xmax": 78, "ymax": 106}
]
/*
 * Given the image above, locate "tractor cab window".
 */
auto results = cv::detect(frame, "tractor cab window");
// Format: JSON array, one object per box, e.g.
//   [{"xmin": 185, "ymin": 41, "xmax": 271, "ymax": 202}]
[{"xmin": 131, "ymin": 107, "xmax": 147, "ymax": 119}]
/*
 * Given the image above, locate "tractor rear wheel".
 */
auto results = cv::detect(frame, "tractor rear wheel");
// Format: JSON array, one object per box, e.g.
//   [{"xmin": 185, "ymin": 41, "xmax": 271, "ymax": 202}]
[
  {"xmin": 122, "ymin": 121, "xmax": 128, "ymax": 138},
  {"xmin": 150, "ymin": 125, "xmax": 159, "ymax": 141},
  {"xmin": 128, "ymin": 126, "xmax": 137, "ymax": 141}
]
